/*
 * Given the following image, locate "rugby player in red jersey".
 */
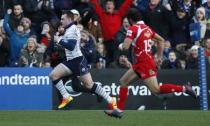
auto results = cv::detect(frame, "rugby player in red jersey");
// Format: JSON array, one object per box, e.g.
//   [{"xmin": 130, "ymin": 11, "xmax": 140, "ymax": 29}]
[{"xmin": 104, "ymin": 8, "xmax": 197, "ymax": 118}]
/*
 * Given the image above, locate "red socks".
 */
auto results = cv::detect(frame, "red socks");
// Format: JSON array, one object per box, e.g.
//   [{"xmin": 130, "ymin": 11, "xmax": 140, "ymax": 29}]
[
  {"xmin": 160, "ymin": 83, "xmax": 183, "ymax": 94},
  {"xmin": 117, "ymin": 87, "xmax": 128, "ymax": 110},
  {"xmin": 115, "ymin": 84, "xmax": 183, "ymax": 110}
]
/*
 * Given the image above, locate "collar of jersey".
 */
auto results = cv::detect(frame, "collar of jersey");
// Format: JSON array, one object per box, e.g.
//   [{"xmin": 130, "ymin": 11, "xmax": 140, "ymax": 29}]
[
  {"xmin": 64, "ymin": 22, "xmax": 74, "ymax": 30},
  {"xmin": 136, "ymin": 21, "xmax": 144, "ymax": 25}
]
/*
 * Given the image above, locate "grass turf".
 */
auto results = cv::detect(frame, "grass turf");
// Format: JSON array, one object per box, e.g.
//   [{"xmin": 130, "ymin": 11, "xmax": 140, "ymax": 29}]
[{"xmin": 0, "ymin": 110, "xmax": 209, "ymax": 126}]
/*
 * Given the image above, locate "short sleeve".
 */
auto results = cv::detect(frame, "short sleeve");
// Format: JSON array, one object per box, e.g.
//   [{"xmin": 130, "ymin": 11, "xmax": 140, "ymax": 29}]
[{"xmin": 126, "ymin": 26, "xmax": 137, "ymax": 40}]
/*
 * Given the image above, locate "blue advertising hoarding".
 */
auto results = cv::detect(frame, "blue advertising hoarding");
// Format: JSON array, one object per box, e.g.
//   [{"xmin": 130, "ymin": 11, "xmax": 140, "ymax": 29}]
[{"xmin": 0, "ymin": 68, "xmax": 52, "ymax": 110}]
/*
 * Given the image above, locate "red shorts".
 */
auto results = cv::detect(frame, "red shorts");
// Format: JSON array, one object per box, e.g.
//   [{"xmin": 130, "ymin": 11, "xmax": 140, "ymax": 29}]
[{"xmin": 132, "ymin": 59, "xmax": 157, "ymax": 80}]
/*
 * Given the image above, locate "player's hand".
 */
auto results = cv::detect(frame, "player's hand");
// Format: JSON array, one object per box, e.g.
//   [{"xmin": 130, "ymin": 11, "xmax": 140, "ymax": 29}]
[
  {"xmin": 118, "ymin": 43, "xmax": 123, "ymax": 50},
  {"xmin": 155, "ymin": 57, "xmax": 162, "ymax": 66},
  {"xmin": 54, "ymin": 35, "xmax": 59, "ymax": 43}
]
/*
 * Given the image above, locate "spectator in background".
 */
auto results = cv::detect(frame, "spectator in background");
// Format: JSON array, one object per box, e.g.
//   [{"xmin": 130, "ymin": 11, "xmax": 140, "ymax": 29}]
[
  {"xmin": 202, "ymin": 0, "xmax": 210, "ymax": 19},
  {"xmin": 0, "ymin": 19, "xmax": 10, "ymax": 67},
  {"xmin": 177, "ymin": 0, "xmax": 196, "ymax": 19},
  {"xmin": 53, "ymin": 0, "xmax": 75, "ymax": 17},
  {"xmin": 19, "ymin": 37, "xmax": 44, "ymax": 67},
  {"xmin": 169, "ymin": 5, "xmax": 191, "ymax": 48},
  {"xmin": 193, "ymin": 0, "xmax": 202, "ymax": 7},
  {"xmin": 190, "ymin": 7, "xmax": 207, "ymax": 45},
  {"xmin": 115, "ymin": 17, "xmax": 132, "ymax": 62},
  {"xmin": 44, "ymin": 24, "xmax": 65, "ymax": 68},
  {"xmin": 204, "ymin": 19, "xmax": 210, "ymax": 38},
  {"xmin": 0, "ymin": 0, "xmax": 7, "ymax": 19},
  {"xmin": 204, "ymin": 38, "xmax": 210, "ymax": 56},
  {"xmin": 143, "ymin": 0, "xmax": 171, "ymax": 40},
  {"xmin": 74, "ymin": 0, "xmax": 93, "ymax": 14},
  {"xmin": 5, "ymin": 0, "xmax": 24, "ymax": 9},
  {"xmin": 77, "ymin": 23, "xmax": 84, "ymax": 31},
  {"xmin": 20, "ymin": 17, "xmax": 35, "ymax": 36},
  {"xmin": 161, "ymin": 50, "xmax": 183, "ymax": 69},
  {"xmin": 70, "ymin": 9, "xmax": 81, "ymax": 25},
  {"xmin": 44, "ymin": 41, "xmax": 65, "ymax": 68},
  {"xmin": 8, "ymin": 3, "xmax": 24, "ymax": 31},
  {"xmin": 90, "ymin": 0, "xmax": 133, "ymax": 67},
  {"xmin": 80, "ymin": 30, "xmax": 96, "ymax": 67},
  {"xmin": 134, "ymin": 0, "xmax": 150, "ymax": 13},
  {"xmin": 81, "ymin": 8, "xmax": 103, "ymax": 43},
  {"xmin": 186, "ymin": 45, "xmax": 199, "ymax": 69},
  {"xmin": 162, "ymin": 40, "xmax": 172, "ymax": 60},
  {"xmin": 95, "ymin": 43, "xmax": 106, "ymax": 69},
  {"xmin": 0, "ymin": 34, "xmax": 9, "ymax": 67},
  {"xmin": 204, "ymin": 37, "xmax": 210, "ymax": 67},
  {"xmin": 23, "ymin": 0, "xmax": 55, "ymax": 37},
  {"xmin": 117, "ymin": 53, "xmax": 132, "ymax": 68},
  {"xmin": 22, "ymin": 0, "xmax": 39, "ymax": 22},
  {"xmin": 40, "ymin": 21, "xmax": 53, "ymax": 49},
  {"xmin": 115, "ymin": 17, "xmax": 130, "ymax": 47},
  {"xmin": 3, "ymin": 9, "xmax": 30, "ymax": 66},
  {"xmin": 185, "ymin": 44, "xmax": 209, "ymax": 69}
]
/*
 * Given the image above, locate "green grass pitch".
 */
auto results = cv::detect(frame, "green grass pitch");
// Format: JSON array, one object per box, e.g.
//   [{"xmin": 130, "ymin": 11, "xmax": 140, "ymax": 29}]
[{"xmin": 0, "ymin": 110, "xmax": 209, "ymax": 126}]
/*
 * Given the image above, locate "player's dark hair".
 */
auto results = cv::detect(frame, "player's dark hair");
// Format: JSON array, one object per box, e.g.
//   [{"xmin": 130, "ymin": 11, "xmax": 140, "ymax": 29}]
[
  {"xmin": 106, "ymin": 0, "xmax": 114, "ymax": 2},
  {"xmin": 127, "ymin": 8, "xmax": 141, "ymax": 22},
  {"xmin": 62, "ymin": 10, "xmax": 74, "ymax": 20},
  {"xmin": 13, "ymin": 3, "xmax": 23, "ymax": 9}
]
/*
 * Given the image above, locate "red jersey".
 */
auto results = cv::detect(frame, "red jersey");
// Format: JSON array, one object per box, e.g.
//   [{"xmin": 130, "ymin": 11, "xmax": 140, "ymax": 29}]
[
  {"xmin": 126, "ymin": 21, "xmax": 157, "ymax": 79},
  {"xmin": 126, "ymin": 21, "xmax": 156, "ymax": 62}
]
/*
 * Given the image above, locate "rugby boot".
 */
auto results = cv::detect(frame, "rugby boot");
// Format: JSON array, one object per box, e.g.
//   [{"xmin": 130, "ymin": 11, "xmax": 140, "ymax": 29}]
[
  {"xmin": 107, "ymin": 97, "xmax": 117, "ymax": 110},
  {"xmin": 58, "ymin": 96, "xmax": 73, "ymax": 109},
  {"xmin": 184, "ymin": 82, "xmax": 197, "ymax": 99},
  {"xmin": 104, "ymin": 108, "xmax": 123, "ymax": 118}
]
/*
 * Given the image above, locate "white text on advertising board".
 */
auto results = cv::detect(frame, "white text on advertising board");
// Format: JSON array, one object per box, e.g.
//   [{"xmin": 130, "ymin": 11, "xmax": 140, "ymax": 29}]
[{"xmin": 0, "ymin": 74, "xmax": 50, "ymax": 85}]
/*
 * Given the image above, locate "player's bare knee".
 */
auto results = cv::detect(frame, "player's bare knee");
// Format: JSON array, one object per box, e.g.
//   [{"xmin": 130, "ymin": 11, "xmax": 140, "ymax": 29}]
[
  {"xmin": 49, "ymin": 72, "xmax": 58, "ymax": 81},
  {"xmin": 119, "ymin": 78, "xmax": 128, "ymax": 86},
  {"xmin": 84, "ymin": 82, "xmax": 92, "ymax": 89},
  {"xmin": 49, "ymin": 72, "xmax": 53, "ymax": 80},
  {"xmin": 80, "ymin": 79, "xmax": 93, "ymax": 89},
  {"xmin": 150, "ymin": 87, "xmax": 160, "ymax": 94}
]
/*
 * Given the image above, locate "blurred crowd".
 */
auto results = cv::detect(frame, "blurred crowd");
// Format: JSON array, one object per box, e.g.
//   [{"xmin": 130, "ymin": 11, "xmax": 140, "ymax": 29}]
[{"xmin": 0, "ymin": 0, "xmax": 210, "ymax": 70}]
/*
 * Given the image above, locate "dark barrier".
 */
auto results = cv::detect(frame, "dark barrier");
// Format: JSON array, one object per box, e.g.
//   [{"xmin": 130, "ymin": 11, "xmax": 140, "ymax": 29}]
[{"xmin": 53, "ymin": 69, "xmax": 210, "ymax": 110}]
